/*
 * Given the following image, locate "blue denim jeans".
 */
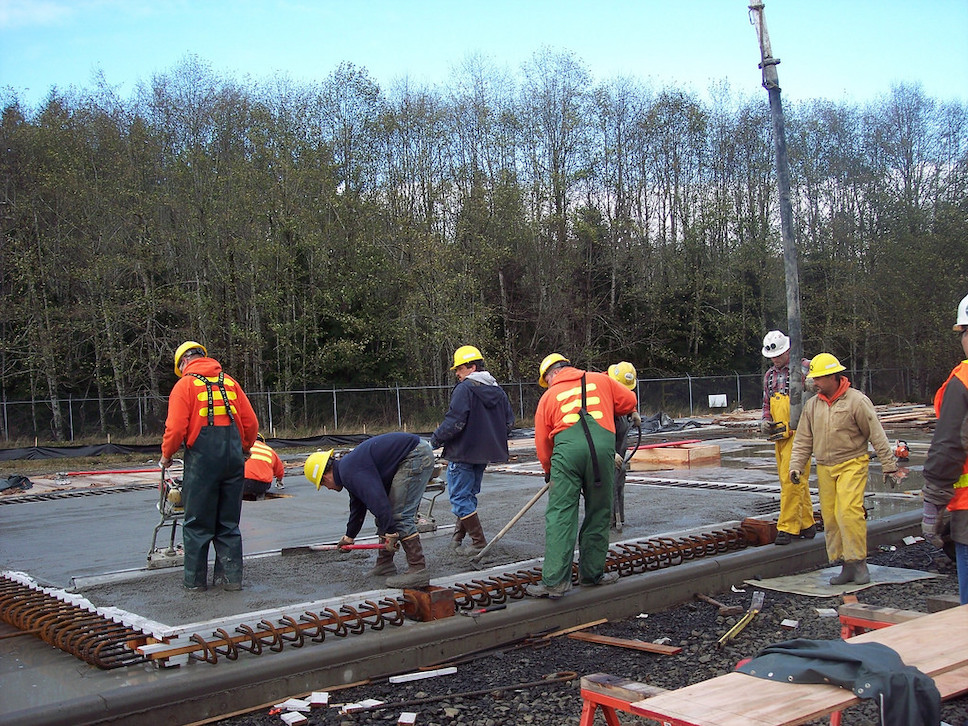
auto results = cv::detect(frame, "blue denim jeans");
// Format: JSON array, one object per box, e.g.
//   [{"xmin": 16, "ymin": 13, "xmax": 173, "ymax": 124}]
[
  {"xmin": 446, "ymin": 461, "xmax": 486, "ymax": 518},
  {"xmin": 957, "ymin": 541, "xmax": 968, "ymax": 606},
  {"xmin": 388, "ymin": 439, "xmax": 435, "ymax": 538}
]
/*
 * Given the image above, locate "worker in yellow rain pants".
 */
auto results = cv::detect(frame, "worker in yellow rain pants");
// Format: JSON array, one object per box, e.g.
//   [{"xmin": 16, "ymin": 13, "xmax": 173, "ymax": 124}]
[
  {"xmin": 760, "ymin": 331, "xmax": 815, "ymax": 545},
  {"xmin": 790, "ymin": 353, "xmax": 900, "ymax": 585},
  {"xmin": 769, "ymin": 392, "xmax": 814, "ymax": 544}
]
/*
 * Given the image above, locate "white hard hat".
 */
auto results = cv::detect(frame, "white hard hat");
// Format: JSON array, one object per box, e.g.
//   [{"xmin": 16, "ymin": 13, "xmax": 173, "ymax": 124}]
[
  {"xmin": 761, "ymin": 330, "xmax": 790, "ymax": 358},
  {"xmin": 954, "ymin": 293, "xmax": 968, "ymax": 331}
]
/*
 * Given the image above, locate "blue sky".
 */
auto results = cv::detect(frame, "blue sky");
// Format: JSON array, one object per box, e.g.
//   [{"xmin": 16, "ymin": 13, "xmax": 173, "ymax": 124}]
[{"xmin": 1, "ymin": 0, "xmax": 966, "ymax": 109}]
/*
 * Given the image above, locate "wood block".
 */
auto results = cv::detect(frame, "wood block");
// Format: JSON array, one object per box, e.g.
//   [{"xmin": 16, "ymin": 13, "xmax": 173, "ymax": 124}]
[
  {"xmin": 628, "ymin": 443, "xmax": 720, "ymax": 469},
  {"xmin": 581, "ymin": 673, "xmax": 669, "ymax": 702},
  {"xmin": 838, "ymin": 603, "xmax": 925, "ymax": 625},
  {"xmin": 926, "ymin": 593, "xmax": 962, "ymax": 612}
]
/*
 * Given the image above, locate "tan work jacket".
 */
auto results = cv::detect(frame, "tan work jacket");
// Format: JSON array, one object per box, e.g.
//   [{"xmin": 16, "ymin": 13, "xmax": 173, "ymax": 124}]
[{"xmin": 790, "ymin": 386, "xmax": 897, "ymax": 473}]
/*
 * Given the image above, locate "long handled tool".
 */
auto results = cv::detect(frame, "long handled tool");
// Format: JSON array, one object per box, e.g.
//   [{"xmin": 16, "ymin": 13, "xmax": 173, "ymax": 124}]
[
  {"xmin": 716, "ymin": 590, "xmax": 764, "ymax": 647},
  {"xmin": 281, "ymin": 543, "xmax": 385, "ymax": 556},
  {"xmin": 470, "ymin": 481, "xmax": 551, "ymax": 566}
]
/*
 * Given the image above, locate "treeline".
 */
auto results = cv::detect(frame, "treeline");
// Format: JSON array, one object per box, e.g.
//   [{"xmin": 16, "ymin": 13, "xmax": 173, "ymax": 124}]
[{"xmin": 1, "ymin": 51, "xmax": 966, "ymax": 440}]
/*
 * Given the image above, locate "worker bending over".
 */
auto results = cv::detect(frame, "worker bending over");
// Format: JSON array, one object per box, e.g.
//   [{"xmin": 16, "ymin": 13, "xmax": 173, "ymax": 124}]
[
  {"xmin": 243, "ymin": 434, "xmax": 285, "ymax": 499},
  {"xmin": 306, "ymin": 433, "xmax": 435, "ymax": 588}
]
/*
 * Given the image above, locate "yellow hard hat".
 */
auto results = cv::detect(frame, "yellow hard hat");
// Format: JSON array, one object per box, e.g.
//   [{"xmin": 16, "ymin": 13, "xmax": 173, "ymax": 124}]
[
  {"xmin": 807, "ymin": 353, "xmax": 846, "ymax": 379},
  {"xmin": 608, "ymin": 361, "xmax": 637, "ymax": 390},
  {"xmin": 173, "ymin": 341, "xmax": 207, "ymax": 377},
  {"xmin": 538, "ymin": 353, "xmax": 570, "ymax": 388},
  {"xmin": 450, "ymin": 345, "xmax": 484, "ymax": 370},
  {"xmin": 304, "ymin": 449, "xmax": 334, "ymax": 490}
]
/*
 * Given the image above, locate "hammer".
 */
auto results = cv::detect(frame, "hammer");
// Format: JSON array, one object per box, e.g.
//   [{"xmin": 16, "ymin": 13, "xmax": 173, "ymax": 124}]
[{"xmin": 694, "ymin": 593, "xmax": 744, "ymax": 617}]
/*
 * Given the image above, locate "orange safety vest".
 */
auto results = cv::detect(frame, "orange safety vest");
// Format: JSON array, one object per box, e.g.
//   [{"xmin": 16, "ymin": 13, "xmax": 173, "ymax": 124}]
[{"xmin": 934, "ymin": 360, "xmax": 968, "ymax": 511}]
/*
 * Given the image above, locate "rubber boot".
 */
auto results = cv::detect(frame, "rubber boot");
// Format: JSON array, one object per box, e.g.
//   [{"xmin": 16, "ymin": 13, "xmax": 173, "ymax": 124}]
[
  {"xmin": 851, "ymin": 559, "xmax": 870, "ymax": 585},
  {"xmin": 458, "ymin": 512, "xmax": 487, "ymax": 556},
  {"xmin": 449, "ymin": 518, "xmax": 466, "ymax": 550},
  {"xmin": 829, "ymin": 561, "xmax": 855, "ymax": 585},
  {"xmin": 368, "ymin": 538, "xmax": 397, "ymax": 577},
  {"xmin": 385, "ymin": 534, "xmax": 430, "ymax": 588}
]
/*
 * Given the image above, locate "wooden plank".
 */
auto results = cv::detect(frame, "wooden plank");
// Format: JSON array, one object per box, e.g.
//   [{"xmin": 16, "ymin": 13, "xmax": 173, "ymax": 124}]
[
  {"xmin": 628, "ymin": 443, "xmax": 720, "ymax": 469},
  {"xmin": 630, "ymin": 603, "xmax": 968, "ymax": 726},
  {"xmin": 568, "ymin": 631, "xmax": 682, "ymax": 655},
  {"xmin": 581, "ymin": 673, "xmax": 668, "ymax": 702},
  {"xmin": 539, "ymin": 618, "xmax": 608, "ymax": 640},
  {"xmin": 837, "ymin": 602, "xmax": 926, "ymax": 625}
]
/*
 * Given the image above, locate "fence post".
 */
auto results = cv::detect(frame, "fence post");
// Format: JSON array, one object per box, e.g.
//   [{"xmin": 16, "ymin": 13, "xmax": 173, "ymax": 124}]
[
  {"xmin": 518, "ymin": 382, "xmax": 524, "ymax": 421},
  {"xmin": 2, "ymin": 388, "xmax": 7, "ymax": 442},
  {"xmin": 332, "ymin": 388, "xmax": 338, "ymax": 432},
  {"xmin": 69, "ymin": 395, "xmax": 74, "ymax": 442},
  {"xmin": 734, "ymin": 371, "xmax": 741, "ymax": 410},
  {"xmin": 138, "ymin": 394, "xmax": 143, "ymax": 437},
  {"xmin": 396, "ymin": 385, "xmax": 402, "ymax": 428},
  {"xmin": 267, "ymin": 391, "xmax": 274, "ymax": 435},
  {"xmin": 686, "ymin": 374, "xmax": 693, "ymax": 416}
]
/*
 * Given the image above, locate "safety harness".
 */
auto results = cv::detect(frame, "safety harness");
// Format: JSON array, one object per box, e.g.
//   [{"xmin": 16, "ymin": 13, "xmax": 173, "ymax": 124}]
[
  {"xmin": 189, "ymin": 372, "xmax": 236, "ymax": 426},
  {"xmin": 578, "ymin": 374, "xmax": 602, "ymax": 487}
]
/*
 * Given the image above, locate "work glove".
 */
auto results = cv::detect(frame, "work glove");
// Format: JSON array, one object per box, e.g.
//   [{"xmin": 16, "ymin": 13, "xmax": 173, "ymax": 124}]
[
  {"xmin": 790, "ymin": 470, "xmax": 801, "ymax": 485},
  {"xmin": 921, "ymin": 502, "xmax": 945, "ymax": 548},
  {"xmin": 767, "ymin": 423, "xmax": 788, "ymax": 442},
  {"xmin": 337, "ymin": 535, "xmax": 355, "ymax": 552},
  {"xmin": 883, "ymin": 471, "xmax": 902, "ymax": 489},
  {"xmin": 614, "ymin": 452, "xmax": 624, "ymax": 470},
  {"xmin": 758, "ymin": 420, "xmax": 773, "ymax": 435},
  {"xmin": 631, "ymin": 411, "xmax": 642, "ymax": 428},
  {"xmin": 544, "ymin": 472, "xmax": 551, "ymax": 484},
  {"xmin": 383, "ymin": 533, "xmax": 401, "ymax": 552}
]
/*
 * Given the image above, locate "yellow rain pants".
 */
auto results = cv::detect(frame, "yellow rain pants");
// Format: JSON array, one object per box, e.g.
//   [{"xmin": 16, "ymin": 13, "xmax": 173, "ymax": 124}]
[
  {"xmin": 770, "ymin": 393, "xmax": 814, "ymax": 536},
  {"xmin": 816, "ymin": 454, "xmax": 869, "ymax": 562}
]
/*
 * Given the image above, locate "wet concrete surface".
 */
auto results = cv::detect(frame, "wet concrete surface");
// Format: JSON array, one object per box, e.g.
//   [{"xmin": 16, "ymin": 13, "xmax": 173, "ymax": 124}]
[{"xmin": 0, "ymin": 426, "xmax": 932, "ymax": 723}]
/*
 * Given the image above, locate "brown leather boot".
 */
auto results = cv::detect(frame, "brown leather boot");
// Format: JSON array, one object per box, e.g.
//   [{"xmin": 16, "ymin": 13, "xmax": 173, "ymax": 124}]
[
  {"xmin": 385, "ymin": 534, "xmax": 430, "ymax": 588},
  {"xmin": 458, "ymin": 511, "xmax": 487, "ymax": 556},
  {"xmin": 450, "ymin": 517, "xmax": 466, "ymax": 550},
  {"xmin": 367, "ymin": 538, "xmax": 397, "ymax": 577}
]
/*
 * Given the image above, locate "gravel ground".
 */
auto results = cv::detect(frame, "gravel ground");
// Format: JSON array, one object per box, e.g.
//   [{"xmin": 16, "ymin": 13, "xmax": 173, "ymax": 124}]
[{"xmin": 210, "ymin": 541, "xmax": 964, "ymax": 726}]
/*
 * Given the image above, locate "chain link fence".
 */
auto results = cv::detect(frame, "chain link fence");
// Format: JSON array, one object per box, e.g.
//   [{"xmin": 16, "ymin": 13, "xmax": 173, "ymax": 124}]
[{"xmin": 0, "ymin": 368, "xmax": 918, "ymax": 444}]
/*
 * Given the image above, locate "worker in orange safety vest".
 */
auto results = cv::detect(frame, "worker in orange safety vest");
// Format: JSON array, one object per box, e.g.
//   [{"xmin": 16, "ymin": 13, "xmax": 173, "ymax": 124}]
[
  {"xmin": 923, "ymin": 292, "xmax": 968, "ymax": 605},
  {"xmin": 243, "ymin": 434, "xmax": 285, "ymax": 499}
]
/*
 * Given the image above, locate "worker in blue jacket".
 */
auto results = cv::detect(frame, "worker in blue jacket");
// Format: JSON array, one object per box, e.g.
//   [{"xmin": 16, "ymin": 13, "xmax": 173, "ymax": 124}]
[
  {"xmin": 430, "ymin": 345, "xmax": 515, "ymax": 556},
  {"xmin": 305, "ymin": 432, "xmax": 435, "ymax": 588}
]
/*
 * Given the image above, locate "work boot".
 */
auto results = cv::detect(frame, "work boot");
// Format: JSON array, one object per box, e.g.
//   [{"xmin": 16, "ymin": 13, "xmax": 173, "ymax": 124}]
[
  {"xmin": 525, "ymin": 578, "xmax": 572, "ymax": 600},
  {"xmin": 449, "ymin": 518, "xmax": 466, "ymax": 550},
  {"xmin": 829, "ymin": 561, "xmax": 855, "ymax": 585},
  {"xmin": 580, "ymin": 571, "xmax": 619, "ymax": 587},
  {"xmin": 385, "ymin": 534, "xmax": 430, "ymax": 588},
  {"xmin": 458, "ymin": 511, "xmax": 487, "ymax": 556},
  {"xmin": 799, "ymin": 524, "xmax": 817, "ymax": 539},
  {"xmin": 368, "ymin": 539, "xmax": 397, "ymax": 577},
  {"xmin": 851, "ymin": 559, "xmax": 870, "ymax": 585},
  {"xmin": 774, "ymin": 531, "xmax": 793, "ymax": 546}
]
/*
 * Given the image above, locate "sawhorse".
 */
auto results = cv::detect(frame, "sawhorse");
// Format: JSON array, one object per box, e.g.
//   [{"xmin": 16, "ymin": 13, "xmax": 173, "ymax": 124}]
[{"xmin": 579, "ymin": 673, "xmax": 667, "ymax": 725}]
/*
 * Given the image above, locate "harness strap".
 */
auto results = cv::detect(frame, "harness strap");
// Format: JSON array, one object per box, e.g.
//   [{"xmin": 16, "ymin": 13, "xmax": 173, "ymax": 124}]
[
  {"xmin": 578, "ymin": 374, "xmax": 602, "ymax": 487},
  {"xmin": 189, "ymin": 372, "xmax": 236, "ymax": 426}
]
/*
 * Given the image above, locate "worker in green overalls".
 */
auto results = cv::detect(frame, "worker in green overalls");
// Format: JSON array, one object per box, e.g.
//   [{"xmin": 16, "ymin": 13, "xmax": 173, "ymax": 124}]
[{"xmin": 527, "ymin": 354, "xmax": 638, "ymax": 599}]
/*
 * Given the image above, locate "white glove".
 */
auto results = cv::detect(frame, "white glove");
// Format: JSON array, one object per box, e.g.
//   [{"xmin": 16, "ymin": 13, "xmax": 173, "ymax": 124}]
[
  {"xmin": 614, "ymin": 453, "xmax": 624, "ymax": 470},
  {"xmin": 631, "ymin": 411, "xmax": 642, "ymax": 427}
]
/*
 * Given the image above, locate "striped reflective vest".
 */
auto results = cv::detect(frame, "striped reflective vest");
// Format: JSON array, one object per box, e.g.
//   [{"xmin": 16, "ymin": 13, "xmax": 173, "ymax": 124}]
[{"xmin": 934, "ymin": 361, "xmax": 968, "ymax": 511}]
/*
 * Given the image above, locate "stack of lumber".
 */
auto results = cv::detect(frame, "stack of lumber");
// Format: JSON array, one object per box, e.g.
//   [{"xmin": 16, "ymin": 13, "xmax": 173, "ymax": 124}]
[{"xmin": 712, "ymin": 403, "xmax": 936, "ymax": 430}]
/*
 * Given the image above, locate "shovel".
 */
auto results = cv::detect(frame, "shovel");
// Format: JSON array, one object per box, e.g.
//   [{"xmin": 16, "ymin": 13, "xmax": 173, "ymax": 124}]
[
  {"xmin": 470, "ymin": 481, "xmax": 550, "ymax": 566},
  {"xmin": 281, "ymin": 542, "xmax": 385, "ymax": 556}
]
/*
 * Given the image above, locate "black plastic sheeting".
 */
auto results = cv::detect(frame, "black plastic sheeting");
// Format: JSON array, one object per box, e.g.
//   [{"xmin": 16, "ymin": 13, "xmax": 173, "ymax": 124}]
[{"xmin": 0, "ymin": 434, "xmax": 373, "ymax": 462}]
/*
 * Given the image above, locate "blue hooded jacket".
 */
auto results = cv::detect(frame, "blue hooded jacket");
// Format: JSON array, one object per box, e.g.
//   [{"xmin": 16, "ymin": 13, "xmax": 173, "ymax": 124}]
[{"xmin": 430, "ymin": 371, "xmax": 514, "ymax": 464}]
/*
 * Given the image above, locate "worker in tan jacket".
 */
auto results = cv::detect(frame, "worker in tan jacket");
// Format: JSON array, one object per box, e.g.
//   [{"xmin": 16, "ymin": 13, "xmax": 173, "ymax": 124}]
[{"xmin": 789, "ymin": 353, "xmax": 899, "ymax": 586}]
